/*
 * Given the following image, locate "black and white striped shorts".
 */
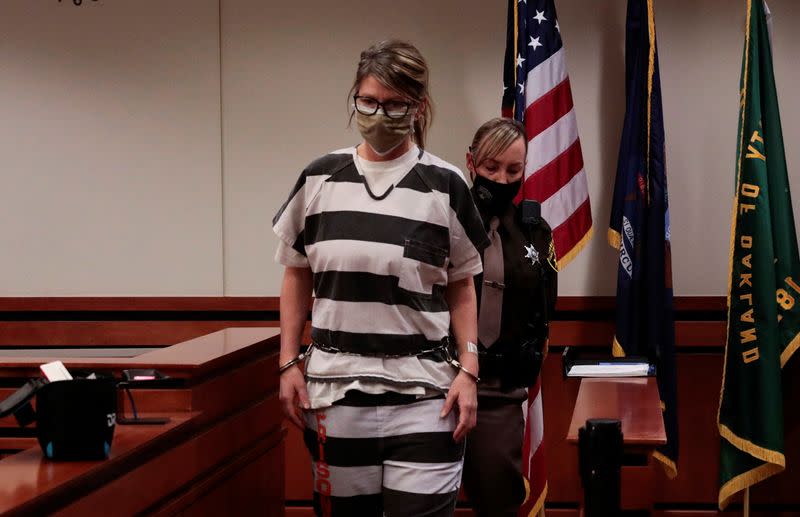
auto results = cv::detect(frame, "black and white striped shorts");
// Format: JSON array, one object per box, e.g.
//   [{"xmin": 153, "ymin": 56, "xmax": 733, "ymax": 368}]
[{"xmin": 303, "ymin": 392, "xmax": 464, "ymax": 517}]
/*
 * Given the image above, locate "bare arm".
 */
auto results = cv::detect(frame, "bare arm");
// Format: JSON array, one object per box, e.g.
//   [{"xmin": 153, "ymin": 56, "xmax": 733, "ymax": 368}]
[
  {"xmin": 280, "ymin": 266, "xmax": 313, "ymax": 362},
  {"xmin": 279, "ymin": 266, "xmax": 313, "ymax": 428},
  {"xmin": 446, "ymin": 277, "xmax": 480, "ymax": 373},
  {"xmin": 441, "ymin": 276, "xmax": 480, "ymax": 442}
]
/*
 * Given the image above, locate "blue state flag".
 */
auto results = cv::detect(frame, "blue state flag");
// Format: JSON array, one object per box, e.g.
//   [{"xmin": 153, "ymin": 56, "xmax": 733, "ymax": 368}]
[{"xmin": 608, "ymin": 0, "xmax": 679, "ymax": 478}]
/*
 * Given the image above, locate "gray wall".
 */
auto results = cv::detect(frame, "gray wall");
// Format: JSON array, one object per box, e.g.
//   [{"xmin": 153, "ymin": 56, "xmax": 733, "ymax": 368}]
[{"xmin": 1, "ymin": 0, "xmax": 798, "ymax": 296}]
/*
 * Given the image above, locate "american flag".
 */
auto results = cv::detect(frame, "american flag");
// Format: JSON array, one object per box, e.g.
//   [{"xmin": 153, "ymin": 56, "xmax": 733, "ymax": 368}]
[
  {"xmin": 502, "ymin": 0, "xmax": 592, "ymax": 270},
  {"xmin": 519, "ymin": 375, "xmax": 547, "ymax": 517},
  {"xmin": 502, "ymin": 1, "xmax": 591, "ymax": 515}
]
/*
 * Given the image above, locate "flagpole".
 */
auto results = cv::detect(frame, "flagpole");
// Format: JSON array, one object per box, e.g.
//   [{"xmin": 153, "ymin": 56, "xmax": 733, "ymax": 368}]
[{"xmin": 744, "ymin": 487, "xmax": 750, "ymax": 517}]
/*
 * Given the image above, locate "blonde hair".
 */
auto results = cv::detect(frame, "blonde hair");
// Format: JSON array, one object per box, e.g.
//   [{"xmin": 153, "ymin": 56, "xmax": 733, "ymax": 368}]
[
  {"xmin": 469, "ymin": 117, "xmax": 527, "ymax": 167},
  {"xmin": 348, "ymin": 40, "xmax": 433, "ymax": 149}
]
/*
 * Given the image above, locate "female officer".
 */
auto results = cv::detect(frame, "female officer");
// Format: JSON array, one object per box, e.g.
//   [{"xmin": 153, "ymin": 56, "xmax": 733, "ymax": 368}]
[
  {"xmin": 273, "ymin": 40, "xmax": 490, "ymax": 517},
  {"xmin": 461, "ymin": 118, "xmax": 558, "ymax": 517}
]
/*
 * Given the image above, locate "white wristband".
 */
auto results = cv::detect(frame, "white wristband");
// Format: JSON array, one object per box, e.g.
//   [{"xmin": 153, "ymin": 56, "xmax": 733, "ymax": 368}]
[{"xmin": 465, "ymin": 341, "xmax": 479, "ymax": 354}]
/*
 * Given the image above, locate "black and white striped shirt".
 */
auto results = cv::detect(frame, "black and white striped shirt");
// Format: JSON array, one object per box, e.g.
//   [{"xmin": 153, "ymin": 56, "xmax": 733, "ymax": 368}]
[{"xmin": 273, "ymin": 146, "xmax": 489, "ymax": 407}]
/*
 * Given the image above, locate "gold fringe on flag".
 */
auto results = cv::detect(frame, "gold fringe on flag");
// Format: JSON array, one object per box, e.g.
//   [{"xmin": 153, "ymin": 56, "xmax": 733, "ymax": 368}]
[{"xmin": 556, "ymin": 226, "xmax": 593, "ymax": 271}]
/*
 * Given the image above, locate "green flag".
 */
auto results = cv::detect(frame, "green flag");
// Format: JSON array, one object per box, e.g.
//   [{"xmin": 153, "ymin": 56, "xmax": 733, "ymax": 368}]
[{"xmin": 718, "ymin": 0, "xmax": 800, "ymax": 509}]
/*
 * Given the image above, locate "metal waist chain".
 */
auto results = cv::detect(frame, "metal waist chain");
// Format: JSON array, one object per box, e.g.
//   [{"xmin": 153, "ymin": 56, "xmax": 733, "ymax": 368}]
[
  {"xmin": 310, "ymin": 339, "xmax": 451, "ymax": 359},
  {"xmin": 311, "ymin": 338, "xmax": 480, "ymax": 383}
]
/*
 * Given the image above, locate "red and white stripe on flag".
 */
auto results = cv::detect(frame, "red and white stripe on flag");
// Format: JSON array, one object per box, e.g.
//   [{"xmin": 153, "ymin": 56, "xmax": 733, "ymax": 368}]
[
  {"xmin": 519, "ymin": 377, "xmax": 547, "ymax": 516},
  {"xmin": 516, "ymin": 46, "xmax": 593, "ymax": 270}
]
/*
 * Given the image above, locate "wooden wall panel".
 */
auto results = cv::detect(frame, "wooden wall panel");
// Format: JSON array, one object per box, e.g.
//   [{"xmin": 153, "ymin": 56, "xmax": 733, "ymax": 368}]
[
  {"xmin": 747, "ymin": 354, "xmax": 800, "ymax": 505},
  {"xmin": 0, "ymin": 321, "xmax": 277, "ymax": 347},
  {"xmin": 8, "ymin": 296, "xmax": 800, "ymax": 514},
  {"xmin": 549, "ymin": 321, "xmax": 615, "ymax": 347},
  {"xmin": 284, "ymin": 423, "xmax": 313, "ymax": 501},
  {"xmin": 56, "ymin": 397, "xmax": 280, "ymax": 516},
  {"xmin": 164, "ymin": 437, "xmax": 284, "ymax": 517},
  {"xmin": 287, "ymin": 506, "xmax": 483, "ymax": 516},
  {"xmin": 0, "ymin": 320, "xmax": 725, "ymax": 349},
  {"xmin": 540, "ymin": 360, "xmax": 582, "ymax": 503},
  {"xmin": 652, "ymin": 355, "xmax": 723, "ymax": 505},
  {"xmin": 549, "ymin": 321, "xmax": 726, "ymax": 350},
  {"xmin": 652, "ymin": 505, "xmax": 800, "ymax": 517},
  {"xmin": 284, "ymin": 507, "xmax": 580, "ymax": 516},
  {"xmin": 0, "ymin": 298, "xmax": 279, "ymax": 312}
]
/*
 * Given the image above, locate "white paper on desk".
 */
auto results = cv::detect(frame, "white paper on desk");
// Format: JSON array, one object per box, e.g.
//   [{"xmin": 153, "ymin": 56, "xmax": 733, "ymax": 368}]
[
  {"xmin": 567, "ymin": 363, "xmax": 650, "ymax": 378},
  {"xmin": 39, "ymin": 360, "xmax": 73, "ymax": 382}
]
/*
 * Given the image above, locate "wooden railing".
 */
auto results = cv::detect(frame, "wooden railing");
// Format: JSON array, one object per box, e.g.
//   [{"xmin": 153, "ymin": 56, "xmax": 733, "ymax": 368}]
[{"xmin": 2, "ymin": 296, "xmax": 798, "ymax": 516}]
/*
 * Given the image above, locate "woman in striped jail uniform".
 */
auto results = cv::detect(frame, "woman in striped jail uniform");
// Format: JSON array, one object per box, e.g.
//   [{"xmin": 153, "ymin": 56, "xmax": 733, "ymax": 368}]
[
  {"xmin": 273, "ymin": 40, "xmax": 490, "ymax": 517},
  {"xmin": 461, "ymin": 118, "xmax": 558, "ymax": 517}
]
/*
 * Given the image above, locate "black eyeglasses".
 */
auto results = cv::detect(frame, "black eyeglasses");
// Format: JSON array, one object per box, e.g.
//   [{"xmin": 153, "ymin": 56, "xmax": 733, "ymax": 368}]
[{"xmin": 353, "ymin": 95, "xmax": 414, "ymax": 119}]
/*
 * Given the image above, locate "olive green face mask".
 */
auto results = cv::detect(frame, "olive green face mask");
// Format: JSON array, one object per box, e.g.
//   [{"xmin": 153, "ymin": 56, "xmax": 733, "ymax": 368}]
[{"xmin": 356, "ymin": 109, "xmax": 416, "ymax": 156}]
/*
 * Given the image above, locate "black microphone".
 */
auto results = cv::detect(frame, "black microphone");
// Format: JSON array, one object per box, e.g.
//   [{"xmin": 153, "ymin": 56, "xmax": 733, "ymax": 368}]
[{"xmin": 521, "ymin": 199, "xmax": 541, "ymax": 225}]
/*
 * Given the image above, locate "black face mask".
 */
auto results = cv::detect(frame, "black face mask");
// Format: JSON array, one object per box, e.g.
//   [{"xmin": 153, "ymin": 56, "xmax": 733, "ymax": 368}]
[{"xmin": 472, "ymin": 175, "xmax": 522, "ymax": 215}]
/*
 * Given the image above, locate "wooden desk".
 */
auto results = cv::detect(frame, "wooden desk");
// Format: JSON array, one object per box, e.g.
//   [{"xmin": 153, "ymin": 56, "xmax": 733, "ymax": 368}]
[
  {"xmin": 0, "ymin": 328, "xmax": 284, "ymax": 517},
  {"xmin": 567, "ymin": 377, "xmax": 666, "ymax": 448},
  {"xmin": 0, "ymin": 414, "xmax": 195, "ymax": 515},
  {"xmin": 0, "ymin": 326, "xmax": 280, "ymax": 379},
  {"xmin": 567, "ymin": 377, "xmax": 666, "ymax": 515}
]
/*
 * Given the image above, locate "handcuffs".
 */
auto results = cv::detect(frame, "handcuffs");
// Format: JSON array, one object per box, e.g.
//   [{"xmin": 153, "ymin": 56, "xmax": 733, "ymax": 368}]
[
  {"xmin": 443, "ymin": 341, "xmax": 481, "ymax": 383},
  {"xmin": 278, "ymin": 349, "xmax": 309, "ymax": 374}
]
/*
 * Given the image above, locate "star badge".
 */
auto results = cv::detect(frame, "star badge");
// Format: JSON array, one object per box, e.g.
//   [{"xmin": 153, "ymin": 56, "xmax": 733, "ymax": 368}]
[{"xmin": 524, "ymin": 244, "xmax": 539, "ymax": 266}]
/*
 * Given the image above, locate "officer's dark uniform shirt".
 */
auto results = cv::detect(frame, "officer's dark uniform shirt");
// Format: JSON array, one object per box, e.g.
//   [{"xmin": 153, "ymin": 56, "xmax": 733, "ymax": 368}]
[{"xmin": 472, "ymin": 196, "xmax": 558, "ymax": 388}]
